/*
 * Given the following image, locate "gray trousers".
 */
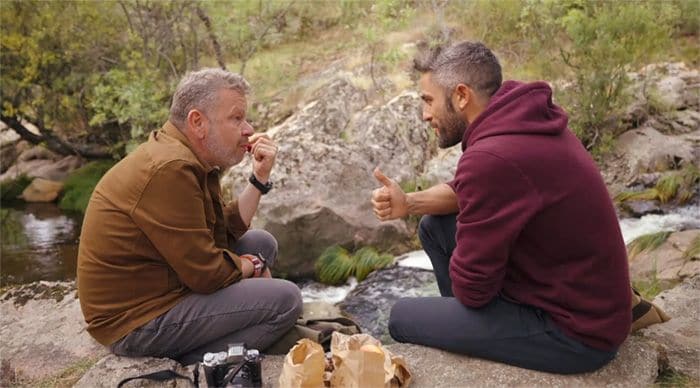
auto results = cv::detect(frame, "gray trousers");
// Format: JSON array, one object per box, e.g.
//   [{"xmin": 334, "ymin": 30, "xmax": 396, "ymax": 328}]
[
  {"xmin": 110, "ymin": 230, "xmax": 303, "ymax": 365},
  {"xmin": 388, "ymin": 215, "xmax": 617, "ymax": 374}
]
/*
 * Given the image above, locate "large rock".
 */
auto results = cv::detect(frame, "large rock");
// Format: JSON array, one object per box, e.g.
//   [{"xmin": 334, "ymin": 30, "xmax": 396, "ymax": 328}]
[
  {"xmin": 20, "ymin": 178, "xmax": 64, "ymax": 202},
  {"xmin": 640, "ymin": 275, "xmax": 700, "ymax": 380},
  {"xmin": 614, "ymin": 127, "xmax": 698, "ymax": 180},
  {"xmin": 629, "ymin": 229, "xmax": 700, "ymax": 282},
  {"xmin": 0, "ymin": 281, "xmax": 108, "ymax": 380},
  {"xmin": 222, "ymin": 76, "xmax": 437, "ymax": 278},
  {"xmin": 0, "ymin": 154, "xmax": 84, "ymax": 183},
  {"xmin": 75, "ymin": 356, "xmax": 193, "ymax": 388},
  {"xmin": 257, "ymin": 336, "xmax": 658, "ymax": 388},
  {"xmin": 338, "ymin": 266, "xmax": 439, "ymax": 343}
]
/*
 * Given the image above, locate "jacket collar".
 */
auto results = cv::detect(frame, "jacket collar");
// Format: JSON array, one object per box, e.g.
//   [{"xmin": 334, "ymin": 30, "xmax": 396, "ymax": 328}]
[{"xmin": 161, "ymin": 121, "xmax": 219, "ymax": 174}]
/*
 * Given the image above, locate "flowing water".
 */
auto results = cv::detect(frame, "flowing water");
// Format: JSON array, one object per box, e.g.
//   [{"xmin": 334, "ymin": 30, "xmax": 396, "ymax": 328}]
[{"xmin": 1, "ymin": 202, "xmax": 698, "ymax": 301}]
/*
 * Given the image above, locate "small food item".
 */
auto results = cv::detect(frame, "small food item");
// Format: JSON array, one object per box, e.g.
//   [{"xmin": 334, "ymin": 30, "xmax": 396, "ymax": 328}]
[
  {"xmin": 245, "ymin": 144, "xmax": 252, "ymax": 153},
  {"xmin": 360, "ymin": 344, "xmax": 384, "ymax": 355}
]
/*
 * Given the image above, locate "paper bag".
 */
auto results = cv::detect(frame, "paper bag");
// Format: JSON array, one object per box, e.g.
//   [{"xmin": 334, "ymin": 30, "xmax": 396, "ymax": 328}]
[
  {"xmin": 278, "ymin": 339, "xmax": 326, "ymax": 388},
  {"xmin": 329, "ymin": 332, "xmax": 411, "ymax": 388}
]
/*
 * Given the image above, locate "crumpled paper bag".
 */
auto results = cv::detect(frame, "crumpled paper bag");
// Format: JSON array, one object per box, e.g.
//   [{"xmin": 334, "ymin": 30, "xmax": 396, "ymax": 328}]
[
  {"xmin": 329, "ymin": 332, "xmax": 411, "ymax": 388},
  {"xmin": 278, "ymin": 339, "xmax": 326, "ymax": 388}
]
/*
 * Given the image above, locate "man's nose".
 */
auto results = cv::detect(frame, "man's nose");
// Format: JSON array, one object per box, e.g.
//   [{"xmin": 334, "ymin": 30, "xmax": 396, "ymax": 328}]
[
  {"xmin": 422, "ymin": 108, "xmax": 432, "ymax": 122},
  {"xmin": 242, "ymin": 120, "xmax": 254, "ymax": 136}
]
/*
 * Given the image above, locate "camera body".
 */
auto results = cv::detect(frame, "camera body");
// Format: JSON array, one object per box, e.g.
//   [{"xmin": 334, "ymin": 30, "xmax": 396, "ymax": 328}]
[{"xmin": 202, "ymin": 343, "xmax": 263, "ymax": 387}]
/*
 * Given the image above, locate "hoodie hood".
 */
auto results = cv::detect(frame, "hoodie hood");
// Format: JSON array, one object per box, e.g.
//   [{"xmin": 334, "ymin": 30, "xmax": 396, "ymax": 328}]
[{"xmin": 462, "ymin": 80, "xmax": 568, "ymax": 150}]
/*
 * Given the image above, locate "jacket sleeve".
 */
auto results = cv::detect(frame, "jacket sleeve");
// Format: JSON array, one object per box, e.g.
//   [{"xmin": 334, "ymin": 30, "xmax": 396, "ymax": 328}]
[
  {"xmin": 131, "ymin": 160, "xmax": 242, "ymax": 293},
  {"xmin": 223, "ymin": 198, "xmax": 249, "ymax": 242},
  {"xmin": 450, "ymin": 151, "xmax": 541, "ymax": 307}
]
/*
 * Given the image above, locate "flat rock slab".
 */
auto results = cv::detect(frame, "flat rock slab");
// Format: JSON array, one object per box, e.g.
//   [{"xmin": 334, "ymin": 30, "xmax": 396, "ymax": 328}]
[
  {"xmin": 0, "ymin": 281, "xmax": 108, "ymax": 380},
  {"xmin": 641, "ymin": 275, "xmax": 700, "ymax": 380},
  {"xmin": 257, "ymin": 336, "xmax": 657, "ymax": 388}
]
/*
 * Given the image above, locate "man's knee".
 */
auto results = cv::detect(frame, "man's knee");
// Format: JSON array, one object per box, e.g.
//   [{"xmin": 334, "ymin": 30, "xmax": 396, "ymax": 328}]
[
  {"xmin": 273, "ymin": 279, "xmax": 303, "ymax": 320},
  {"xmin": 388, "ymin": 298, "xmax": 413, "ymax": 342},
  {"xmin": 418, "ymin": 215, "xmax": 439, "ymax": 245},
  {"xmin": 242, "ymin": 229, "xmax": 278, "ymax": 265}
]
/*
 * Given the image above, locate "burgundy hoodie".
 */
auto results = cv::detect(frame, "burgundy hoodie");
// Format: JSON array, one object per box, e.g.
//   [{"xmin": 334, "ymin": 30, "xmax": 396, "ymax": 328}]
[{"xmin": 447, "ymin": 80, "xmax": 631, "ymax": 351}]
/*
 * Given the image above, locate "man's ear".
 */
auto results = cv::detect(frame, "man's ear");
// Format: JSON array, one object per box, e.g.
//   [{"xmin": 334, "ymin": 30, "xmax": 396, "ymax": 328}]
[
  {"xmin": 454, "ymin": 84, "xmax": 471, "ymax": 110},
  {"xmin": 186, "ymin": 109, "xmax": 207, "ymax": 139}
]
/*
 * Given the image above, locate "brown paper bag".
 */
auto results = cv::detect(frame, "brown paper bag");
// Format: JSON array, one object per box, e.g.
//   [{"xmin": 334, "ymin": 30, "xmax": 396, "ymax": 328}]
[
  {"xmin": 329, "ymin": 332, "xmax": 411, "ymax": 388},
  {"xmin": 278, "ymin": 339, "xmax": 326, "ymax": 388}
]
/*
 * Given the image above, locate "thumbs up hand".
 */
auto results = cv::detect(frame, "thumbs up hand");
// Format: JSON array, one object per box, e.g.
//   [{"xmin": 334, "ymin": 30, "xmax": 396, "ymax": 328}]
[{"xmin": 372, "ymin": 167, "xmax": 409, "ymax": 221}]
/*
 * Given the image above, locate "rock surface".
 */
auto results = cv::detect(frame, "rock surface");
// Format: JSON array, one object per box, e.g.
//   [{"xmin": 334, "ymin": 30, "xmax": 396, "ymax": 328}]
[
  {"xmin": 20, "ymin": 178, "xmax": 64, "ymax": 202},
  {"xmin": 222, "ymin": 76, "xmax": 437, "ymax": 278},
  {"xmin": 640, "ymin": 275, "xmax": 700, "ymax": 380},
  {"xmin": 338, "ymin": 266, "xmax": 439, "ymax": 342},
  {"xmin": 629, "ymin": 229, "xmax": 700, "ymax": 282},
  {"xmin": 74, "ymin": 355, "xmax": 193, "ymax": 388},
  {"xmin": 0, "ymin": 281, "xmax": 108, "ymax": 380},
  {"xmin": 614, "ymin": 127, "xmax": 698, "ymax": 179}
]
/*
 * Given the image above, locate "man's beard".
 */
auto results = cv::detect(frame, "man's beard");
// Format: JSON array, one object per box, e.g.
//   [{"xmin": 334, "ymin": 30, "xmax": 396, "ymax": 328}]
[
  {"xmin": 206, "ymin": 122, "xmax": 239, "ymax": 170},
  {"xmin": 437, "ymin": 101, "xmax": 468, "ymax": 149}
]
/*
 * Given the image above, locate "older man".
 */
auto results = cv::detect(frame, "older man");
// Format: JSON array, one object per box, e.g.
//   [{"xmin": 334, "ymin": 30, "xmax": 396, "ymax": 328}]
[
  {"xmin": 372, "ymin": 42, "xmax": 631, "ymax": 374},
  {"xmin": 77, "ymin": 68, "xmax": 302, "ymax": 365}
]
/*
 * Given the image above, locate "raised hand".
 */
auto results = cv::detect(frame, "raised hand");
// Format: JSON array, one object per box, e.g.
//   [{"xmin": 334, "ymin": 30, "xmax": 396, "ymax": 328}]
[
  {"xmin": 371, "ymin": 167, "xmax": 409, "ymax": 221},
  {"xmin": 249, "ymin": 133, "xmax": 277, "ymax": 182}
]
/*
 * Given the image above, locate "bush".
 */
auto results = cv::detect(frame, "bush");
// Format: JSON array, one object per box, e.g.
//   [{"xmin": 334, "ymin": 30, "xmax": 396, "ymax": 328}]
[
  {"xmin": 353, "ymin": 247, "xmax": 393, "ymax": 282},
  {"xmin": 58, "ymin": 160, "xmax": 116, "ymax": 213},
  {"xmin": 0, "ymin": 174, "xmax": 32, "ymax": 205},
  {"xmin": 315, "ymin": 245, "xmax": 355, "ymax": 285}
]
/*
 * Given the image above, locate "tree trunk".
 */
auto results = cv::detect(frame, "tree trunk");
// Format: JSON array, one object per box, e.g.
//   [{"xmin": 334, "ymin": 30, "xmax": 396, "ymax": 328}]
[{"xmin": 1, "ymin": 115, "xmax": 113, "ymax": 159}]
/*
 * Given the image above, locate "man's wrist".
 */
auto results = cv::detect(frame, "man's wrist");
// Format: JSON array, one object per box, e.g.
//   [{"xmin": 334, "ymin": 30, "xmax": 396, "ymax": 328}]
[
  {"xmin": 249, "ymin": 174, "xmax": 273, "ymax": 194},
  {"xmin": 405, "ymin": 192, "xmax": 416, "ymax": 216}
]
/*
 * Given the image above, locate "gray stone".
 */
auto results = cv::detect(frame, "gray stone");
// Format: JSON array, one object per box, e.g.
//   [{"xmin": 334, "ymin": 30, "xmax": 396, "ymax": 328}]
[
  {"xmin": 0, "ymin": 281, "xmax": 108, "ymax": 380},
  {"xmin": 640, "ymin": 276, "xmax": 700, "ymax": 380},
  {"xmin": 420, "ymin": 144, "xmax": 461, "ymax": 186},
  {"xmin": 260, "ymin": 336, "xmax": 658, "ymax": 388},
  {"xmin": 222, "ymin": 77, "xmax": 437, "ymax": 278},
  {"xmin": 0, "ymin": 154, "xmax": 84, "ymax": 183},
  {"xmin": 620, "ymin": 200, "xmax": 663, "ymax": 218},
  {"xmin": 338, "ymin": 266, "xmax": 439, "ymax": 343},
  {"xmin": 74, "ymin": 355, "xmax": 192, "ymax": 388},
  {"xmin": 615, "ymin": 127, "xmax": 698, "ymax": 179}
]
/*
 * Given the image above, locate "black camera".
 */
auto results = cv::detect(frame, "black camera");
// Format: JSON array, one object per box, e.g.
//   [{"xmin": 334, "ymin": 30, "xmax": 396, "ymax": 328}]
[{"xmin": 202, "ymin": 343, "xmax": 263, "ymax": 387}]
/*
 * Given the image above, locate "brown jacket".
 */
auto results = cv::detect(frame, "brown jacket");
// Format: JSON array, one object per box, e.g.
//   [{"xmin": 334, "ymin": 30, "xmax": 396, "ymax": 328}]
[{"xmin": 77, "ymin": 121, "xmax": 249, "ymax": 346}]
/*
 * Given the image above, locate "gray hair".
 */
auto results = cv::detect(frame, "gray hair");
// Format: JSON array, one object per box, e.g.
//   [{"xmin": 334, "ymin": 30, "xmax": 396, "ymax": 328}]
[
  {"xmin": 414, "ymin": 41, "xmax": 502, "ymax": 99},
  {"xmin": 169, "ymin": 68, "xmax": 250, "ymax": 128}
]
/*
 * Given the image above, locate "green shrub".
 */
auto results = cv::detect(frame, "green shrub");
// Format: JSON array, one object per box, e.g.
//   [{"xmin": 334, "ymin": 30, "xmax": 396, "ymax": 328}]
[
  {"xmin": 315, "ymin": 245, "xmax": 355, "ymax": 285},
  {"xmin": 353, "ymin": 247, "xmax": 393, "ymax": 282},
  {"xmin": 0, "ymin": 174, "xmax": 32, "ymax": 205},
  {"xmin": 627, "ymin": 231, "xmax": 672, "ymax": 260},
  {"xmin": 58, "ymin": 160, "xmax": 116, "ymax": 214}
]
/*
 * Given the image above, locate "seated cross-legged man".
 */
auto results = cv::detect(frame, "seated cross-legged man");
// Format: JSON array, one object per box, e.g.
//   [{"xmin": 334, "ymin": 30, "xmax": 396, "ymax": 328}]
[
  {"xmin": 77, "ymin": 68, "xmax": 302, "ymax": 365},
  {"xmin": 371, "ymin": 41, "xmax": 631, "ymax": 374}
]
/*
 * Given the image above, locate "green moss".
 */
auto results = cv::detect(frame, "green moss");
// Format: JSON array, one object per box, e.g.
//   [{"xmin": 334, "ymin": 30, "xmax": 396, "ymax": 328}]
[
  {"xmin": 58, "ymin": 160, "xmax": 116, "ymax": 214},
  {"xmin": 627, "ymin": 231, "xmax": 672, "ymax": 260},
  {"xmin": 353, "ymin": 246, "xmax": 393, "ymax": 282},
  {"xmin": 683, "ymin": 235, "xmax": 700, "ymax": 261},
  {"xmin": 0, "ymin": 174, "xmax": 32, "ymax": 205},
  {"xmin": 315, "ymin": 245, "xmax": 355, "ymax": 285},
  {"xmin": 655, "ymin": 368, "xmax": 699, "ymax": 387}
]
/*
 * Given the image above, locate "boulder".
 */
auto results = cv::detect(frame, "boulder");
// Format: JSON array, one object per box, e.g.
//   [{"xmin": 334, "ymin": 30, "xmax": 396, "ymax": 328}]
[
  {"xmin": 0, "ymin": 155, "xmax": 84, "ymax": 183},
  {"xmin": 619, "ymin": 200, "xmax": 663, "ymax": 218},
  {"xmin": 420, "ymin": 144, "xmax": 461, "ymax": 186},
  {"xmin": 614, "ymin": 126, "xmax": 698, "ymax": 180},
  {"xmin": 640, "ymin": 276, "xmax": 700, "ymax": 380},
  {"xmin": 0, "ymin": 281, "xmax": 109, "ymax": 380},
  {"xmin": 338, "ymin": 266, "xmax": 439, "ymax": 343},
  {"xmin": 222, "ymin": 76, "xmax": 437, "ymax": 278},
  {"xmin": 629, "ymin": 229, "xmax": 700, "ymax": 282},
  {"xmin": 20, "ymin": 178, "xmax": 64, "ymax": 202}
]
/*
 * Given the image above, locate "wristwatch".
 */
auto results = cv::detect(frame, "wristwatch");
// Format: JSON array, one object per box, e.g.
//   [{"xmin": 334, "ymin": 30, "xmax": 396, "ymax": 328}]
[
  {"xmin": 249, "ymin": 174, "xmax": 273, "ymax": 195},
  {"xmin": 243, "ymin": 254, "xmax": 266, "ymax": 277}
]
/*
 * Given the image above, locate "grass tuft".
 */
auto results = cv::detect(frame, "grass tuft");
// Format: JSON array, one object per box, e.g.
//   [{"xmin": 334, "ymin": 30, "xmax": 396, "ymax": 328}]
[
  {"xmin": 353, "ymin": 247, "xmax": 394, "ymax": 282},
  {"xmin": 315, "ymin": 245, "xmax": 355, "ymax": 285},
  {"xmin": 627, "ymin": 231, "xmax": 672, "ymax": 260},
  {"xmin": 655, "ymin": 368, "xmax": 699, "ymax": 387},
  {"xmin": 616, "ymin": 164, "xmax": 699, "ymax": 205},
  {"xmin": 683, "ymin": 235, "xmax": 700, "ymax": 261}
]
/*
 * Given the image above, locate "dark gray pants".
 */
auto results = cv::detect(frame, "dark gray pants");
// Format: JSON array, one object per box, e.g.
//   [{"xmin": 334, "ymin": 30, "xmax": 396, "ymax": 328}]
[
  {"xmin": 388, "ymin": 214, "xmax": 617, "ymax": 374},
  {"xmin": 110, "ymin": 230, "xmax": 303, "ymax": 365}
]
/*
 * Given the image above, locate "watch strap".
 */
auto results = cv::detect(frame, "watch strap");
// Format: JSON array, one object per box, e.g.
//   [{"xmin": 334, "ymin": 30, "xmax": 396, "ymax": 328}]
[{"xmin": 249, "ymin": 174, "xmax": 273, "ymax": 194}]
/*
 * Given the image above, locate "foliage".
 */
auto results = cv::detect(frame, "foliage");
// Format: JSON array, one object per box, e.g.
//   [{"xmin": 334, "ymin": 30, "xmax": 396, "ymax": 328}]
[
  {"xmin": 615, "ymin": 165, "xmax": 700, "ymax": 205},
  {"xmin": 1, "ymin": 208, "xmax": 27, "ymax": 247},
  {"xmin": 0, "ymin": 174, "xmax": 32, "ymax": 204},
  {"xmin": 315, "ymin": 245, "xmax": 394, "ymax": 285},
  {"xmin": 58, "ymin": 160, "xmax": 116, "ymax": 214},
  {"xmin": 627, "ymin": 231, "xmax": 672, "ymax": 260},
  {"xmin": 353, "ymin": 247, "xmax": 394, "ymax": 282},
  {"xmin": 315, "ymin": 245, "xmax": 355, "ymax": 285}
]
